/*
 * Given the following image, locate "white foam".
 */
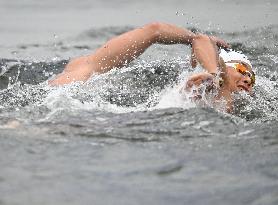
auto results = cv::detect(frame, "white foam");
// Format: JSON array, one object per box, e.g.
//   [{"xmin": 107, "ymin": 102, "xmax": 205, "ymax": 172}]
[
  {"xmin": 154, "ymin": 70, "xmax": 198, "ymax": 110},
  {"xmin": 42, "ymin": 64, "xmax": 200, "ymax": 114}
]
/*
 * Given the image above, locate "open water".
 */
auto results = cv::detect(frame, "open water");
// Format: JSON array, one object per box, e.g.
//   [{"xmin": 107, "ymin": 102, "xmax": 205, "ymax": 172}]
[{"xmin": 0, "ymin": 0, "xmax": 278, "ymax": 204}]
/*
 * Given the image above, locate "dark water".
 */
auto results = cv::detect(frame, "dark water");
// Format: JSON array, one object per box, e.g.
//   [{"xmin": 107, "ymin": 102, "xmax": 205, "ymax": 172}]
[{"xmin": 0, "ymin": 1, "xmax": 278, "ymax": 205}]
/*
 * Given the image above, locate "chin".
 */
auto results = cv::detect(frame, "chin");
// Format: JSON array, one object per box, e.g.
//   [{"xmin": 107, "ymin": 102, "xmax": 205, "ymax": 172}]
[
  {"xmin": 234, "ymin": 89, "xmax": 252, "ymax": 95},
  {"xmin": 236, "ymin": 85, "xmax": 251, "ymax": 93}
]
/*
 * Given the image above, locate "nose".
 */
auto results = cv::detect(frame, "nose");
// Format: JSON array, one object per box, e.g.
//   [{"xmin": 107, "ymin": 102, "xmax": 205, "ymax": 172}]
[{"xmin": 243, "ymin": 76, "xmax": 252, "ymax": 87}]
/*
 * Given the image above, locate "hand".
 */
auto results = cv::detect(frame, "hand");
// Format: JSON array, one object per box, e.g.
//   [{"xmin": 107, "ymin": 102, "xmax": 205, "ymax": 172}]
[
  {"xmin": 209, "ymin": 36, "xmax": 230, "ymax": 49},
  {"xmin": 185, "ymin": 72, "xmax": 215, "ymax": 91},
  {"xmin": 182, "ymin": 72, "xmax": 220, "ymax": 101}
]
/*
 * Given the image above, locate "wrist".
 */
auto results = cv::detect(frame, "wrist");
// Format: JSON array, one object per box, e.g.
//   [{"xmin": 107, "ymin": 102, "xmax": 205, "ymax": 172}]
[
  {"xmin": 188, "ymin": 33, "xmax": 197, "ymax": 45},
  {"xmin": 209, "ymin": 72, "xmax": 224, "ymax": 87},
  {"xmin": 209, "ymin": 72, "xmax": 217, "ymax": 77}
]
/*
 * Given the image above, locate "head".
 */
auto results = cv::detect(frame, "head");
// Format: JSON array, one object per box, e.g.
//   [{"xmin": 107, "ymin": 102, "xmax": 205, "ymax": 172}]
[{"xmin": 219, "ymin": 49, "xmax": 255, "ymax": 93}]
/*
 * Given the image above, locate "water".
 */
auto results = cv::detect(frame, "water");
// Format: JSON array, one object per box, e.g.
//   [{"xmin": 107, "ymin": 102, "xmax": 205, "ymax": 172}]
[{"xmin": 0, "ymin": 0, "xmax": 278, "ymax": 204}]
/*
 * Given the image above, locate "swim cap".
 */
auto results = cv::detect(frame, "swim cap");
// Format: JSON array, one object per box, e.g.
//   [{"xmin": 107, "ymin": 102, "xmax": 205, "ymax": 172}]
[{"xmin": 219, "ymin": 49, "xmax": 252, "ymax": 68}]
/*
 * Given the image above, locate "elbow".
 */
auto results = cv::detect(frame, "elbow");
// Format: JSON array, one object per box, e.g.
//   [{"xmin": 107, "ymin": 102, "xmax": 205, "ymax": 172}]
[
  {"xmin": 144, "ymin": 22, "xmax": 164, "ymax": 31},
  {"xmin": 143, "ymin": 22, "xmax": 165, "ymax": 41}
]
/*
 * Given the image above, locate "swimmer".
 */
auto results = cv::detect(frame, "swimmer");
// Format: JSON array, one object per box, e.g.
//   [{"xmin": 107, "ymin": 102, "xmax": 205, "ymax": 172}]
[{"xmin": 49, "ymin": 22, "xmax": 255, "ymax": 112}]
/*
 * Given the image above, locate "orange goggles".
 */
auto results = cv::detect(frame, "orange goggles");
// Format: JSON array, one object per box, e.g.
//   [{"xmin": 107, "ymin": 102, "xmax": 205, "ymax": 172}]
[{"xmin": 226, "ymin": 63, "xmax": 255, "ymax": 86}]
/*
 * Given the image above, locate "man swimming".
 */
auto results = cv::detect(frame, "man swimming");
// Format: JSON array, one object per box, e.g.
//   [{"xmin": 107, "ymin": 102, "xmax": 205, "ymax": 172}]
[{"xmin": 49, "ymin": 22, "xmax": 255, "ymax": 112}]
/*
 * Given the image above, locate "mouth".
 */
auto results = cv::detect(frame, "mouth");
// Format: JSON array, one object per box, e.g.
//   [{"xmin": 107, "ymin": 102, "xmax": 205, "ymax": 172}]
[{"xmin": 237, "ymin": 85, "xmax": 249, "ymax": 92}]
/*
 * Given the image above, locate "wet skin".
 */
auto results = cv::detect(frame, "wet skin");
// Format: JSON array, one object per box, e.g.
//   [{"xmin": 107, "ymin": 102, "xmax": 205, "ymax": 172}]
[
  {"xmin": 185, "ymin": 60, "xmax": 254, "ymax": 112},
  {"xmin": 221, "ymin": 61, "xmax": 253, "ymax": 93}
]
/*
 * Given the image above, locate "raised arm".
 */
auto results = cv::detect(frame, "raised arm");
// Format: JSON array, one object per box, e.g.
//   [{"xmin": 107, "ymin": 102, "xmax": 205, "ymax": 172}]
[
  {"xmin": 49, "ymin": 22, "xmax": 228, "ymax": 85},
  {"xmin": 88, "ymin": 22, "xmax": 196, "ymax": 74},
  {"xmin": 191, "ymin": 34, "xmax": 230, "ymax": 74},
  {"xmin": 185, "ymin": 34, "xmax": 230, "ymax": 95},
  {"xmin": 91, "ymin": 24, "xmax": 229, "ymax": 74}
]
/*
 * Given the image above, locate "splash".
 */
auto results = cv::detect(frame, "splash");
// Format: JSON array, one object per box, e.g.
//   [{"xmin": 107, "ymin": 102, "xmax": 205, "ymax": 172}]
[
  {"xmin": 1, "ymin": 26, "xmax": 278, "ymax": 123},
  {"xmin": 1, "ymin": 54, "xmax": 277, "ymax": 124},
  {"xmin": 42, "ymin": 59, "xmax": 195, "ymax": 115}
]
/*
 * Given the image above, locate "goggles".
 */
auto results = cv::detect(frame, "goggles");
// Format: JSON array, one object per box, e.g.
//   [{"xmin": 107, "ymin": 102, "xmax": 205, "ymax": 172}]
[{"xmin": 225, "ymin": 62, "xmax": 255, "ymax": 86}]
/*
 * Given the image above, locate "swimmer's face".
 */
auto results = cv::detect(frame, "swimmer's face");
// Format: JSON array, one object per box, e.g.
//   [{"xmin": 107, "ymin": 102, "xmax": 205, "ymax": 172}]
[{"xmin": 224, "ymin": 61, "xmax": 254, "ymax": 93}]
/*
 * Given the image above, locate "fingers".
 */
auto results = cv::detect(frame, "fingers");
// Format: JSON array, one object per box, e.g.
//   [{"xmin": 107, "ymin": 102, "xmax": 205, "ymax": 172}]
[
  {"xmin": 185, "ymin": 76, "xmax": 202, "ymax": 91},
  {"xmin": 185, "ymin": 72, "xmax": 220, "ymax": 95},
  {"xmin": 217, "ymin": 40, "xmax": 230, "ymax": 49},
  {"xmin": 185, "ymin": 73, "xmax": 214, "ymax": 90},
  {"xmin": 188, "ymin": 73, "xmax": 212, "ymax": 82},
  {"xmin": 185, "ymin": 79, "xmax": 203, "ymax": 91},
  {"xmin": 209, "ymin": 36, "xmax": 230, "ymax": 49}
]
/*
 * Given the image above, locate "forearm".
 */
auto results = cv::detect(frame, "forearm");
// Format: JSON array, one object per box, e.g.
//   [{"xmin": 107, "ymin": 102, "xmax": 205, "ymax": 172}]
[
  {"xmin": 191, "ymin": 34, "xmax": 219, "ymax": 74},
  {"xmin": 154, "ymin": 22, "xmax": 195, "ymax": 45},
  {"xmin": 88, "ymin": 22, "xmax": 196, "ymax": 73}
]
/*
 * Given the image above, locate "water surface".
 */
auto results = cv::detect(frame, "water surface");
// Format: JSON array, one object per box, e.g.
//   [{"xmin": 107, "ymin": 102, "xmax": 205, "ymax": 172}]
[{"xmin": 0, "ymin": 0, "xmax": 278, "ymax": 204}]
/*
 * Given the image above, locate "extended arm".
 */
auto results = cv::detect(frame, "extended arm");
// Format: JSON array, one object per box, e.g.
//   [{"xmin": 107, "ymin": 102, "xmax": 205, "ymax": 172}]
[
  {"xmin": 49, "ymin": 22, "xmax": 228, "ymax": 85},
  {"xmin": 87, "ymin": 22, "xmax": 196, "ymax": 74}
]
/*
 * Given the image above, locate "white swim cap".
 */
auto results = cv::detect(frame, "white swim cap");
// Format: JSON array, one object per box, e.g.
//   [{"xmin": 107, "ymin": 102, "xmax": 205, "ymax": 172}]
[{"xmin": 219, "ymin": 49, "xmax": 252, "ymax": 68}]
